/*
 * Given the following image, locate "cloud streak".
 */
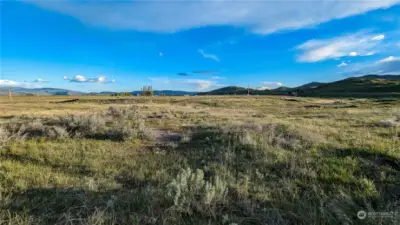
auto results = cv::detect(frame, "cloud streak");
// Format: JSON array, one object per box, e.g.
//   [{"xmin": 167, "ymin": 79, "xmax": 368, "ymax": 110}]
[
  {"xmin": 337, "ymin": 62, "xmax": 348, "ymax": 67},
  {"xmin": 28, "ymin": 0, "xmax": 400, "ymax": 34},
  {"xmin": 33, "ymin": 78, "xmax": 49, "ymax": 83},
  {"xmin": 0, "ymin": 80, "xmax": 42, "ymax": 88},
  {"xmin": 198, "ymin": 49, "xmax": 220, "ymax": 62},
  {"xmin": 256, "ymin": 81, "xmax": 283, "ymax": 90},
  {"xmin": 192, "ymin": 70, "xmax": 218, "ymax": 74},
  {"xmin": 343, "ymin": 55, "xmax": 400, "ymax": 75},
  {"xmin": 64, "ymin": 75, "xmax": 115, "ymax": 84},
  {"xmin": 149, "ymin": 77, "xmax": 223, "ymax": 91},
  {"xmin": 210, "ymin": 76, "xmax": 225, "ymax": 80},
  {"xmin": 297, "ymin": 32, "xmax": 385, "ymax": 62}
]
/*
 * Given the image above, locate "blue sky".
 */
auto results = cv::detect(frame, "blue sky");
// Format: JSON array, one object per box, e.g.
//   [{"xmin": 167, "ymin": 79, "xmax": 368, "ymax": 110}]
[{"xmin": 1, "ymin": 0, "xmax": 400, "ymax": 92}]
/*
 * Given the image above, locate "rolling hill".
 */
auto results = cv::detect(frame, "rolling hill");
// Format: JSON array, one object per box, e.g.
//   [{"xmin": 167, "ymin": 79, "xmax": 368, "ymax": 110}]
[
  {"xmin": 200, "ymin": 75, "xmax": 400, "ymax": 97},
  {"xmin": 0, "ymin": 87, "xmax": 85, "ymax": 96}
]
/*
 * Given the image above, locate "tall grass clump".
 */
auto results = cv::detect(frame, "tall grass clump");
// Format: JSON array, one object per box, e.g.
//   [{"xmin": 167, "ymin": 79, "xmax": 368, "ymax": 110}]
[{"xmin": 221, "ymin": 123, "xmax": 317, "ymax": 151}]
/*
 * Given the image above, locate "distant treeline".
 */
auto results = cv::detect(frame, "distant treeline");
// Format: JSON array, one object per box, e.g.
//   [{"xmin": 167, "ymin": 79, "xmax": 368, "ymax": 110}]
[{"xmin": 111, "ymin": 86, "xmax": 158, "ymax": 96}]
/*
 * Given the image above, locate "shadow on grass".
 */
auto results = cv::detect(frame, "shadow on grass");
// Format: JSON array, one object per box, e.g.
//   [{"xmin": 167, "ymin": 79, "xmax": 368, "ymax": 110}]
[
  {"xmin": 5, "ymin": 187, "xmax": 161, "ymax": 224},
  {"xmin": 0, "ymin": 150, "xmax": 95, "ymax": 177},
  {"xmin": 320, "ymin": 148, "xmax": 400, "ymax": 171},
  {"xmin": 4, "ymin": 174, "xmax": 167, "ymax": 224}
]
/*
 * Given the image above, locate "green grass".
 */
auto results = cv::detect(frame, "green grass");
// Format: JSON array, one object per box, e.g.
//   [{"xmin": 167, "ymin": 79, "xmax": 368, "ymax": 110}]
[{"xmin": 0, "ymin": 96, "xmax": 399, "ymax": 224}]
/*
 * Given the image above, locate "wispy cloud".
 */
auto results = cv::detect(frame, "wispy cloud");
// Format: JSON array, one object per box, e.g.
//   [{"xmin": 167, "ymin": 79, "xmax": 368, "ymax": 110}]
[
  {"xmin": 149, "ymin": 77, "xmax": 223, "ymax": 91},
  {"xmin": 180, "ymin": 79, "xmax": 215, "ymax": 91},
  {"xmin": 337, "ymin": 61, "xmax": 348, "ymax": 67},
  {"xmin": 33, "ymin": 78, "xmax": 49, "ymax": 83},
  {"xmin": 177, "ymin": 72, "xmax": 189, "ymax": 76},
  {"xmin": 0, "ymin": 80, "xmax": 21, "ymax": 87},
  {"xmin": 192, "ymin": 70, "xmax": 218, "ymax": 74},
  {"xmin": 297, "ymin": 32, "xmax": 385, "ymax": 62},
  {"xmin": 198, "ymin": 49, "xmax": 220, "ymax": 62},
  {"xmin": 378, "ymin": 56, "xmax": 400, "ymax": 63},
  {"xmin": 343, "ymin": 55, "xmax": 400, "ymax": 76},
  {"xmin": 256, "ymin": 81, "xmax": 283, "ymax": 90},
  {"xmin": 371, "ymin": 34, "xmax": 385, "ymax": 41},
  {"xmin": 262, "ymin": 81, "xmax": 283, "ymax": 86},
  {"xmin": 28, "ymin": 1, "xmax": 400, "ymax": 34},
  {"xmin": 0, "ymin": 80, "xmax": 42, "ymax": 88},
  {"xmin": 64, "ymin": 75, "xmax": 115, "ymax": 83},
  {"xmin": 210, "ymin": 76, "xmax": 225, "ymax": 80}
]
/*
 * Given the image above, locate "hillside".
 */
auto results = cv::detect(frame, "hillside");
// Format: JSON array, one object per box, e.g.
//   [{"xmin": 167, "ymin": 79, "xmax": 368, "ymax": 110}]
[
  {"xmin": 201, "ymin": 75, "xmax": 400, "ymax": 97},
  {"xmin": 303, "ymin": 77, "xmax": 400, "ymax": 97},
  {"xmin": 0, "ymin": 87, "xmax": 85, "ymax": 96},
  {"xmin": 296, "ymin": 82, "xmax": 325, "ymax": 89},
  {"xmin": 199, "ymin": 86, "xmax": 250, "ymax": 95}
]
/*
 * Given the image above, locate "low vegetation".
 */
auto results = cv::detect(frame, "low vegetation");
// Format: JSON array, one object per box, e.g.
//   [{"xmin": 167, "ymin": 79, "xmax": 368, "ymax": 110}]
[{"xmin": 0, "ymin": 95, "xmax": 399, "ymax": 224}]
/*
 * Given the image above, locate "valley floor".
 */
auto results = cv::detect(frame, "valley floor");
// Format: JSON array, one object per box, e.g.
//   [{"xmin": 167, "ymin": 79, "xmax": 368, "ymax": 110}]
[{"xmin": 0, "ymin": 96, "xmax": 399, "ymax": 224}]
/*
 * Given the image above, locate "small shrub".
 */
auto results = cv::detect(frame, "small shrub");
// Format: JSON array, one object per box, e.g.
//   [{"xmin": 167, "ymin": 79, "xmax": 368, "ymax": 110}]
[
  {"xmin": 56, "ymin": 114, "xmax": 106, "ymax": 138},
  {"xmin": 166, "ymin": 167, "xmax": 227, "ymax": 212},
  {"xmin": 106, "ymin": 122, "xmax": 137, "ymax": 141},
  {"xmin": 42, "ymin": 126, "xmax": 69, "ymax": 139},
  {"xmin": 179, "ymin": 132, "xmax": 192, "ymax": 144},
  {"xmin": 21, "ymin": 119, "xmax": 46, "ymax": 138},
  {"xmin": 0, "ymin": 127, "xmax": 9, "ymax": 147}
]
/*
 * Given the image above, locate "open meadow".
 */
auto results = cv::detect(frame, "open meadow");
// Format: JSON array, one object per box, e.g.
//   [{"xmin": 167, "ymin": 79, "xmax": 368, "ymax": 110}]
[{"xmin": 0, "ymin": 95, "xmax": 399, "ymax": 225}]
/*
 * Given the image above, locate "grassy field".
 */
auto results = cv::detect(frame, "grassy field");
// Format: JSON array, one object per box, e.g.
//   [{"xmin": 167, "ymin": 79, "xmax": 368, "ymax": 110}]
[{"xmin": 0, "ymin": 95, "xmax": 399, "ymax": 225}]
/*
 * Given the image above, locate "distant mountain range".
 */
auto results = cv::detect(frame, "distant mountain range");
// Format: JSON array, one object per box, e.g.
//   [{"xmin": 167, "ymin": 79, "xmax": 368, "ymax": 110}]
[
  {"xmin": 0, "ymin": 87, "xmax": 197, "ymax": 96},
  {"xmin": 0, "ymin": 87, "xmax": 84, "ymax": 96},
  {"xmin": 199, "ymin": 74, "xmax": 400, "ymax": 97},
  {"xmin": 1, "ymin": 74, "xmax": 399, "ymax": 97}
]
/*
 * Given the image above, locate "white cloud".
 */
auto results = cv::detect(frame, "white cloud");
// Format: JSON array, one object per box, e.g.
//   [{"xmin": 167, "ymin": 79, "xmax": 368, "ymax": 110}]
[
  {"xmin": 180, "ymin": 79, "xmax": 214, "ymax": 90},
  {"xmin": 27, "ymin": 0, "xmax": 400, "ymax": 34},
  {"xmin": 378, "ymin": 56, "xmax": 400, "ymax": 63},
  {"xmin": 262, "ymin": 81, "xmax": 283, "ymax": 86},
  {"xmin": 149, "ymin": 77, "xmax": 222, "ymax": 91},
  {"xmin": 0, "ymin": 80, "xmax": 21, "ymax": 87},
  {"xmin": 343, "ymin": 56, "xmax": 400, "ymax": 75},
  {"xmin": 349, "ymin": 52, "xmax": 358, "ymax": 57},
  {"xmin": 256, "ymin": 81, "xmax": 283, "ymax": 90},
  {"xmin": 0, "ymin": 80, "xmax": 41, "ymax": 88},
  {"xmin": 297, "ymin": 32, "xmax": 386, "ymax": 62},
  {"xmin": 64, "ymin": 75, "xmax": 115, "ymax": 83},
  {"xmin": 33, "ymin": 78, "xmax": 49, "ymax": 83},
  {"xmin": 198, "ymin": 49, "xmax": 220, "ymax": 62},
  {"xmin": 371, "ymin": 34, "xmax": 385, "ymax": 41},
  {"xmin": 210, "ymin": 76, "xmax": 225, "ymax": 80},
  {"xmin": 159, "ymin": 52, "xmax": 163, "ymax": 57},
  {"xmin": 337, "ymin": 61, "xmax": 348, "ymax": 67},
  {"xmin": 256, "ymin": 86, "xmax": 272, "ymax": 90}
]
